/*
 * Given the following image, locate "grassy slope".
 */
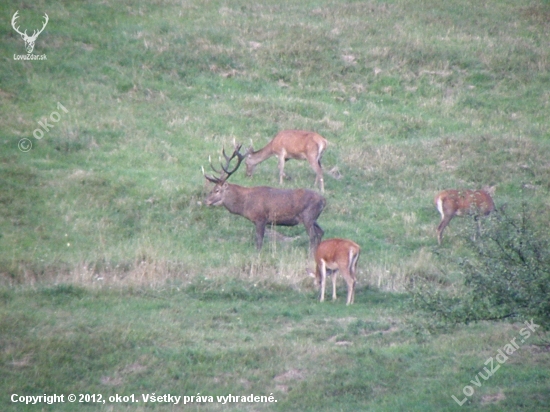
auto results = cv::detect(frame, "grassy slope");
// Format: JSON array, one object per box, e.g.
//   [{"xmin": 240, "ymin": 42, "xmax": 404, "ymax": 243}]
[
  {"xmin": 2, "ymin": 283, "xmax": 549, "ymax": 412},
  {"xmin": 1, "ymin": 0, "xmax": 549, "ymax": 410}
]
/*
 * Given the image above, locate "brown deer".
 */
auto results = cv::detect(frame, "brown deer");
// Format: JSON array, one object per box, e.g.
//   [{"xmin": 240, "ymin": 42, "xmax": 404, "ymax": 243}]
[
  {"xmin": 245, "ymin": 130, "xmax": 328, "ymax": 192},
  {"xmin": 308, "ymin": 238, "xmax": 360, "ymax": 305},
  {"xmin": 434, "ymin": 187, "xmax": 496, "ymax": 245},
  {"xmin": 204, "ymin": 144, "xmax": 326, "ymax": 252}
]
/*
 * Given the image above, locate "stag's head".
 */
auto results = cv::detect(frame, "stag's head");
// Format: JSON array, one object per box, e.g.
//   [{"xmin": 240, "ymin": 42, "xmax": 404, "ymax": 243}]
[
  {"xmin": 12, "ymin": 11, "xmax": 49, "ymax": 54},
  {"xmin": 203, "ymin": 144, "xmax": 245, "ymax": 206}
]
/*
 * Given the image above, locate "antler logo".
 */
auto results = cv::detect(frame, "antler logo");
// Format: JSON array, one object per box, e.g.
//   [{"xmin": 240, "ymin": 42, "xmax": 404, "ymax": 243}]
[{"xmin": 11, "ymin": 10, "xmax": 49, "ymax": 54}]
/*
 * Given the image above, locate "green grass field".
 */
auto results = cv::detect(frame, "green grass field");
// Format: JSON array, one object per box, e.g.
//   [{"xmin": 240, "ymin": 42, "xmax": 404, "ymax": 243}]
[{"xmin": 1, "ymin": 0, "xmax": 549, "ymax": 410}]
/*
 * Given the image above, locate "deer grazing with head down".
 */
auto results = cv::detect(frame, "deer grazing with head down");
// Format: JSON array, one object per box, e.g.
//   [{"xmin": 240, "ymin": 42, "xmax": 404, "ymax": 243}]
[
  {"xmin": 308, "ymin": 238, "xmax": 360, "ymax": 305},
  {"xmin": 11, "ymin": 11, "xmax": 49, "ymax": 54},
  {"xmin": 204, "ymin": 144, "xmax": 326, "ymax": 253},
  {"xmin": 434, "ymin": 186, "xmax": 496, "ymax": 245},
  {"xmin": 245, "ymin": 130, "xmax": 328, "ymax": 192}
]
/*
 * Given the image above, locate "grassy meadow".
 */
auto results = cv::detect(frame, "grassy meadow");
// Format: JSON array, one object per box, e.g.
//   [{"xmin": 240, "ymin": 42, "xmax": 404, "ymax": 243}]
[{"xmin": 1, "ymin": 0, "xmax": 550, "ymax": 410}]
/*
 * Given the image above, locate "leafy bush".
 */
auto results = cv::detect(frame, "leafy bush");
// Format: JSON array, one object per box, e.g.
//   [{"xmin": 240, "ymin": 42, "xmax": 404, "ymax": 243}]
[{"xmin": 413, "ymin": 204, "xmax": 550, "ymax": 331}]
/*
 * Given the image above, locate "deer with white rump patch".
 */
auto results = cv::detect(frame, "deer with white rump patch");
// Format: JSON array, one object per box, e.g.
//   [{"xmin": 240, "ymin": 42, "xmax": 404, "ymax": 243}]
[
  {"xmin": 245, "ymin": 130, "xmax": 328, "ymax": 192},
  {"xmin": 204, "ymin": 144, "xmax": 326, "ymax": 253},
  {"xmin": 308, "ymin": 238, "xmax": 360, "ymax": 305},
  {"xmin": 434, "ymin": 186, "xmax": 496, "ymax": 245}
]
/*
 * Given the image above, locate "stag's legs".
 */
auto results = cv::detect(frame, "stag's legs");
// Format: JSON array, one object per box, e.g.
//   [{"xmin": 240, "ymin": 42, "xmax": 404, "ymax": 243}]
[
  {"xmin": 255, "ymin": 221, "xmax": 267, "ymax": 250},
  {"xmin": 313, "ymin": 223, "xmax": 324, "ymax": 248},
  {"xmin": 305, "ymin": 222, "xmax": 324, "ymax": 256}
]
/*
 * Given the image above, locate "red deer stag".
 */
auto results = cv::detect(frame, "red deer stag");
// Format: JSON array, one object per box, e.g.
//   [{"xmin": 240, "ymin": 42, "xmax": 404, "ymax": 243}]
[
  {"xmin": 245, "ymin": 130, "xmax": 328, "ymax": 192},
  {"xmin": 204, "ymin": 144, "xmax": 326, "ymax": 252},
  {"xmin": 434, "ymin": 187, "xmax": 496, "ymax": 245},
  {"xmin": 308, "ymin": 238, "xmax": 360, "ymax": 305}
]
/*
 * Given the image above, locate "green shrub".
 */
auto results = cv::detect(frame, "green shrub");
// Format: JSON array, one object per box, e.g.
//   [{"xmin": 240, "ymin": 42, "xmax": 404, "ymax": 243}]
[{"xmin": 413, "ymin": 204, "xmax": 550, "ymax": 331}]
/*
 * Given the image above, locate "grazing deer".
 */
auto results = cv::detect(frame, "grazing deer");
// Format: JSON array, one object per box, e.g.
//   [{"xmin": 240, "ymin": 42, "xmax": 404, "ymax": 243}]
[
  {"xmin": 434, "ymin": 187, "xmax": 496, "ymax": 245},
  {"xmin": 204, "ymin": 144, "xmax": 326, "ymax": 252},
  {"xmin": 308, "ymin": 238, "xmax": 360, "ymax": 305},
  {"xmin": 245, "ymin": 130, "xmax": 328, "ymax": 192},
  {"xmin": 11, "ymin": 11, "xmax": 49, "ymax": 54}
]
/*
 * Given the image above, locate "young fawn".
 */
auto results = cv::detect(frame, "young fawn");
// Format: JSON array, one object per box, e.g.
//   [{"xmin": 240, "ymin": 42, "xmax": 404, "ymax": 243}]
[
  {"xmin": 434, "ymin": 187, "xmax": 496, "ymax": 245},
  {"xmin": 308, "ymin": 238, "xmax": 360, "ymax": 305}
]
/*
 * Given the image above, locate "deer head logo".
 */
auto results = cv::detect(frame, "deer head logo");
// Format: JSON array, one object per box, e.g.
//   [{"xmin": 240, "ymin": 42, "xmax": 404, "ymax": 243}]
[{"xmin": 11, "ymin": 10, "xmax": 49, "ymax": 54}]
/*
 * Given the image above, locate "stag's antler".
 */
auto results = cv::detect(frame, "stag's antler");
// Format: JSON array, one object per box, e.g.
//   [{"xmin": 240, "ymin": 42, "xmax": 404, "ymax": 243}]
[
  {"xmin": 12, "ymin": 11, "xmax": 49, "ymax": 54},
  {"xmin": 220, "ymin": 144, "xmax": 245, "ymax": 176},
  {"xmin": 11, "ymin": 11, "xmax": 25, "ymax": 37},
  {"xmin": 203, "ymin": 143, "xmax": 245, "ymax": 183}
]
